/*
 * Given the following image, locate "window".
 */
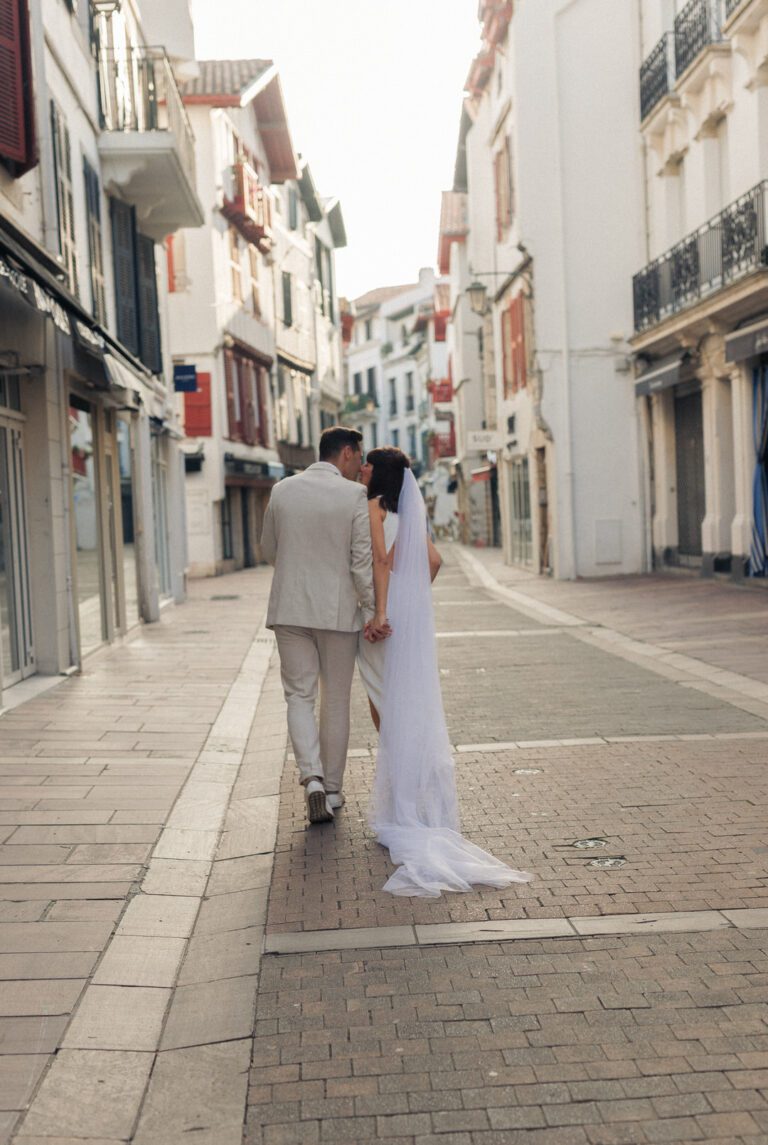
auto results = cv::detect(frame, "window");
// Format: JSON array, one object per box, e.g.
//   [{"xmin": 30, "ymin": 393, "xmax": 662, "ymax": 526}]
[
  {"xmin": 229, "ymin": 227, "xmax": 242, "ymax": 302},
  {"xmin": 371, "ymin": 422, "xmax": 378, "ymax": 449},
  {"xmin": 408, "ymin": 425, "xmax": 417, "ymax": 459},
  {"xmin": 367, "ymin": 366, "xmax": 376, "ymax": 396},
  {"xmin": 221, "ymin": 492, "xmax": 233, "ymax": 560},
  {"xmin": 83, "ymin": 158, "xmax": 106, "ymax": 323},
  {"xmin": 353, "ymin": 371, "xmax": 363, "ymax": 395},
  {"xmin": 50, "ymin": 101, "xmax": 78, "ymax": 294},
  {"xmin": 391, "ymin": 428, "xmax": 399, "ymax": 449},
  {"xmin": 282, "ymin": 271, "xmax": 293, "ymax": 327},
  {"xmin": 502, "ymin": 294, "xmax": 526, "ymax": 398},
  {"xmin": 249, "ymin": 246, "xmax": 261, "ymax": 317},
  {"xmin": 0, "ymin": 0, "xmax": 37, "ymax": 172},
  {"xmin": 494, "ymin": 134, "xmax": 514, "ymax": 240},
  {"xmin": 405, "ymin": 372, "xmax": 415, "ymax": 412},
  {"xmin": 110, "ymin": 198, "xmax": 162, "ymax": 373},
  {"xmin": 388, "ymin": 378, "xmax": 397, "ymax": 417},
  {"xmin": 224, "ymin": 349, "xmax": 268, "ymax": 446},
  {"xmin": 288, "ymin": 186, "xmax": 299, "ymax": 230},
  {"xmin": 365, "ymin": 318, "xmax": 373, "ymax": 341}
]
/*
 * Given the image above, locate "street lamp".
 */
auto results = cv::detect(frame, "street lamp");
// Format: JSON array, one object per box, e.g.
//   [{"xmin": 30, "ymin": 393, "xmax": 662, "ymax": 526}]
[{"xmin": 466, "ymin": 281, "xmax": 489, "ymax": 316}]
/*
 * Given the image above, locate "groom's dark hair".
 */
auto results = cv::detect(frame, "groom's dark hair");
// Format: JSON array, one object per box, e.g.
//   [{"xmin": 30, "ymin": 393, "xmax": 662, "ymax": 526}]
[{"xmin": 319, "ymin": 426, "xmax": 363, "ymax": 460}]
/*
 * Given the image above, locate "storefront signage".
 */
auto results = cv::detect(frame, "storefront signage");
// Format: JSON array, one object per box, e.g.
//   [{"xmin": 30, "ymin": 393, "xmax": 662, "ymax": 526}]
[
  {"xmin": 174, "ymin": 363, "xmax": 198, "ymax": 392},
  {"xmin": 73, "ymin": 320, "xmax": 106, "ymax": 357},
  {"xmin": 0, "ymin": 255, "xmax": 32, "ymax": 303},
  {"xmin": 467, "ymin": 429, "xmax": 503, "ymax": 451},
  {"xmin": 725, "ymin": 319, "xmax": 768, "ymax": 364}
]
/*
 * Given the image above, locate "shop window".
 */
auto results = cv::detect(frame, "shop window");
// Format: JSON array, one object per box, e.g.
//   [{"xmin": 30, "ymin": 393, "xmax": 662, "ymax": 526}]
[
  {"xmin": 0, "ymin": 0, "xmax": 37, "ymax": 174},
  {"xmin": 50, "ymin": 101, "xmax": 78, "ymax": 295},
  {"xmin": 221, "ymin": 491, "xmax": 233, "ymax": 560},
  {"xmin": 83, "ymin": 158, "xmax": 106, "ymax": 323}
]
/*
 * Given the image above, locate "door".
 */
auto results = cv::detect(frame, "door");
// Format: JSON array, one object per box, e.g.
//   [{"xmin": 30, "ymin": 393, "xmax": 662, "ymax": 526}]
[
  {"xmin": 0, "ymin": 422, "xmax": 34, "ymax": 686},
  {"xmin": 509, "ymin": 457, "xmax": 533, "ymax": 566},
  {"xmin": 674, "ymin": 388, "xmax": 705, "ymax": 559},
  {"xmin": 241, "ymin": 488, "xmax": 254, "ymax": 568}
]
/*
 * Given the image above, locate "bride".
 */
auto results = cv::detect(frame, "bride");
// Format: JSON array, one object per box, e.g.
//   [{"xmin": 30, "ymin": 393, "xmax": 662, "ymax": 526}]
[{"xmin": 358, "ymin": 446, "xmax": 532, "ymax": 898}]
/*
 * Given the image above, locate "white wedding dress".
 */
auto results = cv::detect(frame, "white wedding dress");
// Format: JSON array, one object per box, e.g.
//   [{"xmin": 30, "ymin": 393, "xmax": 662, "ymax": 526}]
[{"xmin": 362, "ymin": 471, "xmax": 533, "ymax": 898}]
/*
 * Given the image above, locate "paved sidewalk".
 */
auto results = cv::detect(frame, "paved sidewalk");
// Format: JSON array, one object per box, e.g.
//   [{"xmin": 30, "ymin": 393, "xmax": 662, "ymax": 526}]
[{"xmin": 248, "ymin": 547, "xmax": 768, "ymax": 1145}]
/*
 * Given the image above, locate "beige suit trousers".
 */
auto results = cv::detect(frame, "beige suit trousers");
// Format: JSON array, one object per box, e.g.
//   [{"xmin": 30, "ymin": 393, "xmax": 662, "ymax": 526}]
[{"xmin": 274, "ymin": 626, "xmax": 358, "ymax": 790}]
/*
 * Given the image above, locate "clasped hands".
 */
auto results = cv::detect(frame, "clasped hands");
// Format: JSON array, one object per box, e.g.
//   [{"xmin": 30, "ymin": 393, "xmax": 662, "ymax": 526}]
[{"xmin": 364, "ymin": 614, "xmax": 392, "ymax": 643}]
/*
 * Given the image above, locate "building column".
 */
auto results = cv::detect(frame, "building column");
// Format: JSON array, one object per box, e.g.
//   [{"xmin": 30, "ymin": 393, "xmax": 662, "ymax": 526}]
[
  {"xmin": 133, "ymin": 410, "xmax": 160, "ymax": 623},
  {"xmin": 701, "ymin": 369, "xmax": 735, "ymax": 573},
  {"xmin": 650, "ymin": 389, "xmax": 678, "ymax": 561},
  {"xmin": 730, "ymin": 364, "xmax": 755, "ymax": 579}
]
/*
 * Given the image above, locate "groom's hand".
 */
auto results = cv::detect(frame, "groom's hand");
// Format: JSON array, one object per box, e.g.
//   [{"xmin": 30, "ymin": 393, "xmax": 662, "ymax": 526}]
[{"xmin": 365, "ymin": 618, "xmax": 392, "ymax": 643}]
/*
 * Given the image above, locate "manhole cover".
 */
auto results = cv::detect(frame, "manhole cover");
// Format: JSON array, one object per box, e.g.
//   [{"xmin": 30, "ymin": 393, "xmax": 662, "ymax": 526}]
[
  {"xmin": 572, "ymin": 838, "xmax": 608, "ymax": 850},
  {"xmin": 589, "ymin": 857, "xmax": 627, "ymax": 869},
  {"xmin": 209, "ymin": 595, "xmax": 240, "ymax": 601},
  {"xmin": 184, "ymin": 630, "xmax": 209, "ymax": 635},
  {"xmin": 513, "ymin": 768, "xmax": 542, "ymax": 776}
]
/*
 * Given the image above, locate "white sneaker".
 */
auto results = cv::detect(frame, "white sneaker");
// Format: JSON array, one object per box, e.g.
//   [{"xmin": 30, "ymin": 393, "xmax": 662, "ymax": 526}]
[
  {"xmin": 305, "ymin": 779, "xmax": 333, "ymax": 824},
  {"xmin": 326, "ymin": 792, "xmax": 345, "ymax": 811}
]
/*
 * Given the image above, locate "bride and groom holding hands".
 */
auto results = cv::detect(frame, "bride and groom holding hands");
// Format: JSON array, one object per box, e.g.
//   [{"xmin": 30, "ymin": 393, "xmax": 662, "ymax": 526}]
[{"xmin": 260, "ymin": 426, "xmax": 531, "ymax": 898}]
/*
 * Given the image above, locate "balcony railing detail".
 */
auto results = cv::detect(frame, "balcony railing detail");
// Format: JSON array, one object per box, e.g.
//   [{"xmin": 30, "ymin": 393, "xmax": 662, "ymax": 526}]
[
  {"xmin": 633, "ymin": 180, "xmax": 768, "ymax": 332},
  {"xmin": 640, "ymin": 34, "xmax": 675, "ymax": 121},
  {"xmin": 98, "ymin": 47, "xmax": 197, "ymax": 190},
  {"xmin": 222, "ymin": 159, "xmax": 272, "ymax": 251},
  {"xmin": 343, "ymin": 392, "xmax": 378, "ymax": 416},
  {"xmin": 674, "ymin": 0, "xmax": 723, "ymax": 78}
]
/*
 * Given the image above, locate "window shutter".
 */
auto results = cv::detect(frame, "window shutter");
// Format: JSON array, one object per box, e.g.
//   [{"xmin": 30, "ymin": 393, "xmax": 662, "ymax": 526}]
[
  {"xmin": 223, "ymin": 350, "xmax": 239, "ymax": 440},
  {"xmin": 255, "ymin": 365, "xmax": 268, "ymax": 447},
  {"xmin": 50, "ymin": 102, "xmax": 78, "ymax": 295},
  {"xmin": 184, "ymin": 371, "xmax": 212, "ymax": 437},
  {"xmin": 0, "ymin": 0, "xmax": 35, "ymax": 170},
  {"xmin": 83, "ymin": 158, "xmax": 106, "ymax": 323},
  {"xmin": 110, "ymin": 198, "xmax": 139, "ymax": 356},
  {"xmin": 282, "ymin": 271, "xmax": 292, "ymax": 326},
  {"xmin": 136, "ymin": 233, "xmax": 162, "ymax": 374}
]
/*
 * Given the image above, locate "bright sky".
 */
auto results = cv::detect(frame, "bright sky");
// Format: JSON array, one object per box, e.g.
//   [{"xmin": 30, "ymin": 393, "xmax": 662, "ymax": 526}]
[{"xmin": 189, "ymin": 0, "xmax": 481, "ymax": 300}]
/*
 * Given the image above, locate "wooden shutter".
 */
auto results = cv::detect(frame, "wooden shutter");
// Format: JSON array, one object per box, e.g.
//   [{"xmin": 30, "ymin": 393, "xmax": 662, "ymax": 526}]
[
  {"xmin": 282, "ymin": 271, "xmax": 292, "ymax": 326},
  {"xmin": 239, "ymin": 357, "xmax": 256, "ymax": 445},
  {"xmin": 255, "ymin": 366, "xmax": 268, "ymax": 447},
  {"xmin": 110, "ymin": 198, "xmax": 139, "ymax": 356},
  {"xmin": 50, "ymin": 102, "xmax": 78, "ymax": 295},
  {"xmin": 508, "ymin": 295, "xmax": 526, "ymax": 395},
  {"xmin": 0, "ymin": 0, "xmax": 35, "ymax": 170},
  {"xmin": 136, "ymin": 233, "xmax": 162, "ymax": 374},
  {"xmin": 223, "ymin": 350, "xmax": 239, "ymax": 440},
  {"xmin": 83, "ymin": 158, "xmax": 106, "ymax": 323},
  {"xmin": 184, "ymin": 371, "xmax": 212, "ymax": 437}
]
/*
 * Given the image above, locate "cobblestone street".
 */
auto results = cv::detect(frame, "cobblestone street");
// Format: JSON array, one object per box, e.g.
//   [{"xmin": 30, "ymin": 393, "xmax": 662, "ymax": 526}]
[{"xmin": 0, "ymin": 550, "xmax": 767, "ymax": 1143}]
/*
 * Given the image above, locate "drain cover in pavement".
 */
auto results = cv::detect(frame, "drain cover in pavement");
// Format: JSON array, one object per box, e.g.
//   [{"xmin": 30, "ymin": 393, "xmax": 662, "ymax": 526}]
[
  {"xmin": 513, "ymin": 767, "xmax": 542, "ymax": 775},
  {"xmin": 589, "ymin": 857, "xmax": 627, "ymax": 869},
  {"xmin": 209, "ymin": 594, "xmax": 240, "ymax": 601},
  {"xmin": 572, "ymin": 837, "xmax": 608, "ymax": 850}
]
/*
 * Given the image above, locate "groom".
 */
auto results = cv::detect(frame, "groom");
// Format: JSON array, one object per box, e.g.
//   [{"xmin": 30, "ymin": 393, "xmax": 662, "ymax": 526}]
[{"xmin": 260, "ymin": 426, "xmax": 389, "ymax": 824}]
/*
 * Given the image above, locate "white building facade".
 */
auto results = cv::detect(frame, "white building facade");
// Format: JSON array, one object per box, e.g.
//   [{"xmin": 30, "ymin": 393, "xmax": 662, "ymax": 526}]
[
  {"xmin": 0, "ymin": 0, "xmax": 201, "ymax": 706},
  {"xmin": 633, "ymin": 0, "xmax": 768, "ymax": 580},
  {"xmin": 452, "ymin": 0, "xmax": 647, "ymax": 577}
]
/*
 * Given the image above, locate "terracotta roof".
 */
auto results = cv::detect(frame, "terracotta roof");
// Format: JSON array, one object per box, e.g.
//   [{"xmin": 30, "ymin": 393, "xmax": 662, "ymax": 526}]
[
  {"xmin": 181, "ymin": 59, "xmax": 274, "ymax": 103},
  {"xmin": 352, "ymin": 283, "xmax": 417, "ymax": 311}
]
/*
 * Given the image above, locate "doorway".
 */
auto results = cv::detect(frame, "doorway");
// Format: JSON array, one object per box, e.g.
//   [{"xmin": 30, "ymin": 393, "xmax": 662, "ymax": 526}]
[
  {"xmin": 0, "ymin": 419, "xmax": 34, "ymax": 686},
  {"xmin": 674, "ymin": 387, "xmax": 705, "ymax": 561},
  {"xmin": 241, "ymin": 488, "xmax": 254, "ymax": 568}
]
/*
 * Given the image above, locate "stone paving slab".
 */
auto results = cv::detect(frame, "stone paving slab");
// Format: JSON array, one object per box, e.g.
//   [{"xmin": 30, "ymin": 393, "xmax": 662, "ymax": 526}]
[{"xmin": 246, "ymin": 929, "xmax": 768, "ymax": 1145}]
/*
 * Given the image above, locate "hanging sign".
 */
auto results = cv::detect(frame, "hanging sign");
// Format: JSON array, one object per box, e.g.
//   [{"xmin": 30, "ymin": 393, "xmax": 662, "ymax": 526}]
[{"xmin": 174, "ymin": 363, "xmax": 198, "ymax": 392}]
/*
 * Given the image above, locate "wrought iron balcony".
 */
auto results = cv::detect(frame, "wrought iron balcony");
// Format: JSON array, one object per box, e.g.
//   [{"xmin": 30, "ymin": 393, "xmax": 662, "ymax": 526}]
[
  {"xmin": 342, "ymin": 392, "xmax": 378, "ymax": 419},
  {"xmin": 674, "ymin": 0, "xmax": 724, "ymax": 79},
  {"xmin": 633, "ymin": 180, "xmax": 768, "ymax": 332},
  {"xmin": 640, "ymin": 34, "xmax": 675, "ymax": 121},
  {"xmin": 97, "ymin": 47, "xmax": 203, "ymax": 239}
]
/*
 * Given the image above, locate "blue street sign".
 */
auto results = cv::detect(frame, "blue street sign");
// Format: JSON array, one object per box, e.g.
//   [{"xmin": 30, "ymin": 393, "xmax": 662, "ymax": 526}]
[{"xmin": 174, "ymin": 363, "xmax": 198, "ymax": 392}]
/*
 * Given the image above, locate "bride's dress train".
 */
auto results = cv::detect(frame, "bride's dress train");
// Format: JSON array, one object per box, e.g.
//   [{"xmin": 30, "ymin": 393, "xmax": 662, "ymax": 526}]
[{"xmin": 366, "ymin": 470, "xmax": 532, "ymax": 898}]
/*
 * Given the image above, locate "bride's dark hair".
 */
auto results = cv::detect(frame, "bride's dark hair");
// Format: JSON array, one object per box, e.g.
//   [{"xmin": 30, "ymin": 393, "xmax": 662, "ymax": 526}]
[{"xmin": 366, "ymin": 446, "xmax": 411, "ymax": 513}]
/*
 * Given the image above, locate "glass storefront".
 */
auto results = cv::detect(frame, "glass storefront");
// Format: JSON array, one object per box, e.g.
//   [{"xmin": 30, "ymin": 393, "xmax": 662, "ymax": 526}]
[
  {"xmin": 117, "ymin": 417, "xmax": 140, "ymax": 628},
  {"xmin": 0, "ymin": 417, "xmax": 34, "ymax": 685}
]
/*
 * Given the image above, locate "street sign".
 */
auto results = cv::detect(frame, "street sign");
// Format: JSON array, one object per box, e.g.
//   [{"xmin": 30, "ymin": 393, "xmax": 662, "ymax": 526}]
[
  {"xmin": 174, "ymin": 363, "xmax": 198, "ymax": 392},
  {"xmin": 466, "ymin": 429, "xmax": 503, "ymax": 451}
]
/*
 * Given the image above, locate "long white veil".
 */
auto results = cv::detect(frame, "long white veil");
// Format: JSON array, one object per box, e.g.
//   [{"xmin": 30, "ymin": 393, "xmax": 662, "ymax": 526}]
[{"xmin": 369, "ymin": 468, "xmax": 532, "ymax": 897}]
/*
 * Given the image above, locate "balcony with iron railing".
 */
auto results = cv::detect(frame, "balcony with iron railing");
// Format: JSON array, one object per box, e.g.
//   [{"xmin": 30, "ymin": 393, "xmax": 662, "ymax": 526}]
[
  {"xmin": 98, "ymin": 46, "xmax": 204, "ymax": 239},
  {"xmin": 633, "ymin": 180, "xmax": 768, "ymax": 332},
  {"xmin": 342, "ymin": 391, "xmax": 378, "ymax": 420},
  {"xmin": 639, "ymin": 0, "xmax": 728, "ymax": 122}
]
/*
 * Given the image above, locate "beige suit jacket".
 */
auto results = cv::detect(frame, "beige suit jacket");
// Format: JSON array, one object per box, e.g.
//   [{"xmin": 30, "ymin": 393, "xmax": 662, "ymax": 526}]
[{"xmin": 260, "ymin": 462, "xmax": 375, "ymax": 631}]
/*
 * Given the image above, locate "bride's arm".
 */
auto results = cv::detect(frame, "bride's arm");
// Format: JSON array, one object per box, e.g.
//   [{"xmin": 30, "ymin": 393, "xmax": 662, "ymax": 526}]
[
  {"xmin": 427, "ymin": 536, "xmax": 442, "ymax": 582},
  {"xmin": 369, "ymin": 500, "xmax": 391, "ymax": 632}
]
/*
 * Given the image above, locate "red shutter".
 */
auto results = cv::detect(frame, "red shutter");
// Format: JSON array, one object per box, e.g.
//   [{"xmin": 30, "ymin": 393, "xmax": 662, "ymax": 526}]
[
  {"xmin": 256, "ymin": 366, "xmax": 268, "ymax": 447},
  {"xmin": 184, "ymin": 372, "xmax": 212, "ymax": 437},
  {"xmin": 510, "ymin": 295, "xmax": 526, "ymax": 392},
  {"xmin": 0, "ymin": 0, "xmax": 36, "ymax": 170}
]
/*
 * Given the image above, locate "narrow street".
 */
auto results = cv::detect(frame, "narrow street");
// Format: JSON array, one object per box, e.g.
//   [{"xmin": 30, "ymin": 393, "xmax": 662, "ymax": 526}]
[{"xmin": 1, "ymin": 552, "xmax": 767, "ymax": 1144}]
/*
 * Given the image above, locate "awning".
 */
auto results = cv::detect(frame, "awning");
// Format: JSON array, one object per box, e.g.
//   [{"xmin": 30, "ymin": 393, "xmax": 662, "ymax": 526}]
[
  {"xmin": 471, "ymin": 465, "xmax": 494, "ymax": 483},
  {"xmin": 725, "ymin": 316, "xmax": 768, "ymax": 364},
  {"xmin": 277, "ymin": 350, "xmax": 314, "ymax": 375},
  {"xmin": 634, "ymin": 352, "xmax": 690, "ymax": 396}
]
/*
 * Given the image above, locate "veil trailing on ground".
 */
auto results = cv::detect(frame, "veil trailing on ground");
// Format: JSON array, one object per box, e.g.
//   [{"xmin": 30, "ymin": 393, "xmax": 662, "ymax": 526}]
[{"xmin": 369, "ymin": 468, "xmax": 532, "ymax": 897}]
